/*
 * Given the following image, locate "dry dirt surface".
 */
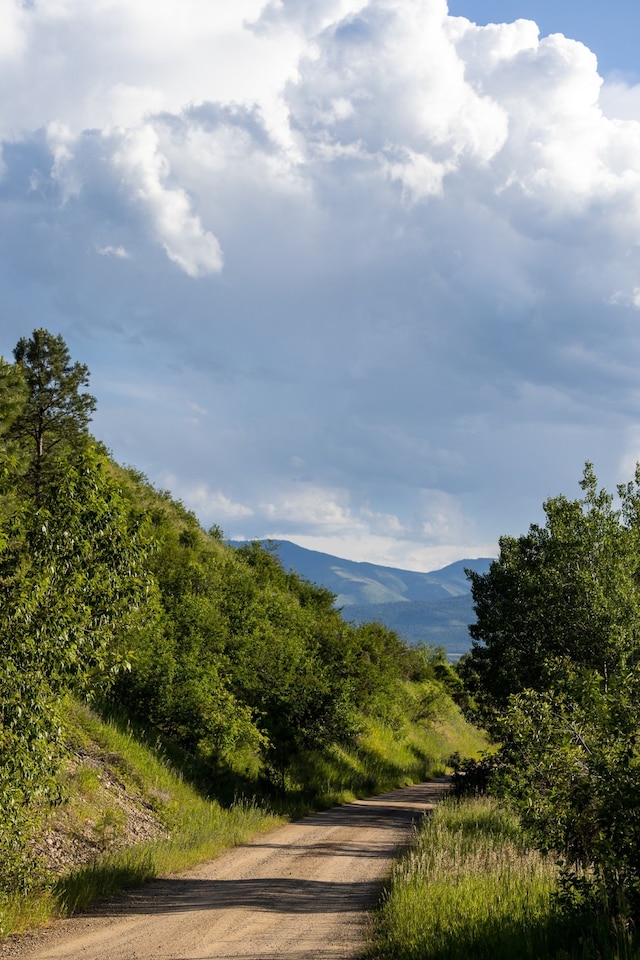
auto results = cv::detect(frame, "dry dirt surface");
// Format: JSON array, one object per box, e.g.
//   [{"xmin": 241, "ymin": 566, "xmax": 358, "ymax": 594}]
[{"xmin": 4, "ymin": 779, "xmax": 450, "ymax": 960}]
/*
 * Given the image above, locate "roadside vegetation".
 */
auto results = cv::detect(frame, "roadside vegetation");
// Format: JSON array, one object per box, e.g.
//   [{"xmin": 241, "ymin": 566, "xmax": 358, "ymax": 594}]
[
  {"xmin": 0, "ymin": 329, "xmax": 488, "ymax": 939},
  {"xmin": 369, "ymin": 464, "xmax": 640, "ymax": 960},
  {"xmin": 0, "ymin": 698, "xmax": 283, "ymax": 937},
  {"xmin": 369, "ymin": 796, "xmax": 640, "ymax": 960},
  {"xmin": 0, "ymin": 677, "xmax": 485, "ymax": 938}
]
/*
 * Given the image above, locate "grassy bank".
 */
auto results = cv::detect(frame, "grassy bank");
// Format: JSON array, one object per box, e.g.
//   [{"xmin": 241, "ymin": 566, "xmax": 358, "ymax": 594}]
[
  {"xmin": 289, "ymin": 682, "xmax": 489, "ymax": 807},
  {"xmin": 0, "ymin": 691, "xmax": 487, "ymax": 940},
  {"xmin": 368, "ymin": 797, "xmax": 640, "ymax": 960},
  {"xmin": 0, "ymin": 701, "xmax": 283, "ymax": 938}
]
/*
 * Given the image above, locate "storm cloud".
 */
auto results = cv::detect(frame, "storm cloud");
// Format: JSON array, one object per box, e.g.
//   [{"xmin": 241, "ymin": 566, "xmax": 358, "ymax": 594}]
[{"xmin": 2, "ymin": 0, "xmax": 640, "ymax": 569}]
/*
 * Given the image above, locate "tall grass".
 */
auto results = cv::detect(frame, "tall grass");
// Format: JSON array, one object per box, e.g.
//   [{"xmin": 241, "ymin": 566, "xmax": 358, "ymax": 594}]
[
  {"xmin": 0, "ymin": 691, "xmax": 489, "ymax": 940},
  {"xmin": 368, "ymin": 797, "xmax": 640, "ymax": 960},
  {"xmin": 54, "ymin": 795, "xmax": 274, "ymax": 916},
  {"xmin": 0, "ymin": 703, "xmax": 283, "ymax": 937},
  {"xmin": 290, "ymin": 686, "xmax": 490, "ymax": 807}
]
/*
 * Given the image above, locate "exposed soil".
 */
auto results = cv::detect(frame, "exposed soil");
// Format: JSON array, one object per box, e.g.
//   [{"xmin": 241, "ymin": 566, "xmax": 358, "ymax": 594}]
[
  {"xmin": 32, "ymin": 750, "xmax": 168, "ymax": 876},
  {"xmin": 4, "ymin": 779, "xmax": 450, "ymax": 960}
]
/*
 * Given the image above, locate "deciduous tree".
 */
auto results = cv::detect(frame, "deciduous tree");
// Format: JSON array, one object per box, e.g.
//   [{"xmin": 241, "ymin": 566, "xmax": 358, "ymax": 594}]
[
  {"xmin": 462, "ymin": 464, "xmax": 640, "ymax": 929},
  {"xmin": 0, "ymin": 446, "xmax": 153, "ymax": 889},
  {"xmin": 463, "ymin": 463, "xmax": 640, "ymax": 722}
]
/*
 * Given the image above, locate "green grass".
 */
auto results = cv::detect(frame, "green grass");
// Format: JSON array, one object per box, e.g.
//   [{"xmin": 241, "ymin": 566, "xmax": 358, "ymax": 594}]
[
  {"xmin": 0, "ymin": 700, "xmax": 283, "ymax": 937},
  {"xmin": 53, "ymin": 794, "xmax": 275, "ymax": 916},
  {"xmin": 289, "ymin": 683, "xmax": 490, "ymax": 807},
  {"xmin": 0, "ymin": 687, "xmax": 490, "ymax": 941},
  {"xmin": 368, "ymin": 797, "xmax": 640, "ymax": 960}
]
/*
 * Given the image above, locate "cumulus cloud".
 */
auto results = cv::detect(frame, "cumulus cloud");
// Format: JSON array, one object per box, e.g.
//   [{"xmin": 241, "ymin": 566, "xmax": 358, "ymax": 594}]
[
  {"xmin": 3, "ymin": 0, "xmax": 640, "ymax": 567},
  {"xmin": 112, "ymin": 126, "xmax": 224, "ymax": 276},
  {"xmin": 285, "ymin": 2, "xmax": 640, "ymax": 235},
  {"xmin": 600, "ymin": 79, "xmax": 640, "ymax": 121}
]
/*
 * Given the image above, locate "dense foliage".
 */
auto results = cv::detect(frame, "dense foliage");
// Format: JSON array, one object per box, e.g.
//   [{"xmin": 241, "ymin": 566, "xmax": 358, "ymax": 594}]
[
  {"xmin": 108, "ymin": 481, "xmax": 428, "ymax": 792},
  {"xmin": 463, "ymin": 464, "xmax": 640, "ymax": 933},
  {"xmin": 0, "ymin": 329, "xmax": 444, "ymax": 893},
  {"xmin": 0, "ymin": 337, "xmax": 150, "ymax": 888}
]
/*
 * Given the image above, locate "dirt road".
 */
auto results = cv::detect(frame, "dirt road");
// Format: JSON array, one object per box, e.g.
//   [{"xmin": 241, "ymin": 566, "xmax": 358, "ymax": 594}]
[{"xmin": 6, "ymin": 780, "xmax": 449, "ymax": 960}]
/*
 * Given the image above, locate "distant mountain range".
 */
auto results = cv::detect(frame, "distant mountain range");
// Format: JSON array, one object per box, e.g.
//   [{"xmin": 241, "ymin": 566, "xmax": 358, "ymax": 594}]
[{"xmin": 228, "ymin": 539, "xmax": 494, "ymax": 660}]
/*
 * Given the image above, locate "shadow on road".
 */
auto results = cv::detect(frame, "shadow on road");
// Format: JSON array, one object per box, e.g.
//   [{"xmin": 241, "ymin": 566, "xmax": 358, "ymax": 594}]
[
  {"xmin": 80, "ymin": 781, "xmax": 451, "ymax": 923},
  {"xmin": 91, "ymin": 876, "xmax": 380, "ymax": 918}
]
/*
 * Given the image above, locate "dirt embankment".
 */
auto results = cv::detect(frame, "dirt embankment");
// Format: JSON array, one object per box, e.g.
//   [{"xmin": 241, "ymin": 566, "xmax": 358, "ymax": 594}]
[{"xmin": 5, "ymin": 779, "xmax": 450, "ymax": 960}]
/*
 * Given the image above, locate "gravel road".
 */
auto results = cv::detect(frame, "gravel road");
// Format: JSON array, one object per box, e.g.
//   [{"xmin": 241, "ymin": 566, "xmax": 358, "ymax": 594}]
[{"xmin": 5, "ymin": 780, "xmax": 450, "ymax": 960}]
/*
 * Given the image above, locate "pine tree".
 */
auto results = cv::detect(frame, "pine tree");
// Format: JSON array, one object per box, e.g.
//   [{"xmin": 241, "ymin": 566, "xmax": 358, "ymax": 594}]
[{"xmin": 9, "ymin": 329, "xmax": 96, "ymax": 503}]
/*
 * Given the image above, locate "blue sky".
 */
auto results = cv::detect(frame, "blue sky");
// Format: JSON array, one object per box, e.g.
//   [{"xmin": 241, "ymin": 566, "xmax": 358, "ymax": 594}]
[{"xmin": 2, "ymin": 0, "xmax": 640, "ymax": 571}]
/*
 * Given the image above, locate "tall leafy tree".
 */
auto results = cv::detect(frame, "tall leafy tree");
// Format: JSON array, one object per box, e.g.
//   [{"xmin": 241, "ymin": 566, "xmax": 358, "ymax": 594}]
[
  {"xmin": 463, "ymin": 463, "xmax": 640, "ymax": 721},
  {"xmin": 0, "ymin": 446, "xmax": 155, "ymax": 889},
  {"xmin": 462, "ymin": 464, "xmax": 640, "ymax": 929},
  {"xmin": 9, "ymin": 329, "xmax": 96, "ymax": 503}
]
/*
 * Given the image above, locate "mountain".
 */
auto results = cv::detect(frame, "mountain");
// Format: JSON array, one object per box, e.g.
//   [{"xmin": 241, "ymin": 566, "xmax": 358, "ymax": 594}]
[
  {"xmin": 228, "ymin": 539, "xmax": 493, "ymax": 659},
  {"xmin": 345, "ymin": 596, "xmax": 478, "ymax": 661}
]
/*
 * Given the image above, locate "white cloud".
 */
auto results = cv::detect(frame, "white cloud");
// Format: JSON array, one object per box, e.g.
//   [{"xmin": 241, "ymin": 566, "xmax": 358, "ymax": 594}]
[
  {"xmin": 7, "ymin": 0, "xmax": 640, "ymax": 278},
  {"xmin": 46, "ymin": 122, "xmax": 81, "ymax": 204},
  {"xmin": 4, "ymin": 1, "xmax": 640, "ymax": 569},
  {"xmin": 0, "ymin": 0, "xmax": 26, "ymax": 62},
  {"xmin": 165, "ymin": 480, "xmax": 254, "ymax": 520},
  {"xmin": 418, "ymin": 489, "xmax": 469, "ymax": 543},
  {"xmin": 111, "ymin": 126, "xmax": 224, "ymax": 276},
  {"xmin": 260, "ymin": 485, "xmax": 357, "ymax": 531},
  {"xmin": 384, "ymin": 149, "xmax": 453, "ymax": 203},
  {"xmin": 96, "ymin": 244, "xmax": 130, "ymax": 259},
  {"xmin": 599, "ymin": 79, "xmax": 640, "ymax": 122},
  {"xmin": 287, "ymin": 0, "xmax": 509, "ymax": 183},
  {"xmin": 0, "ymin": 0, "xmax": 301, "ymax": 141},
  {"xmin": 251, "ymin": 0, "xmax": 369, "ymax": 37}
]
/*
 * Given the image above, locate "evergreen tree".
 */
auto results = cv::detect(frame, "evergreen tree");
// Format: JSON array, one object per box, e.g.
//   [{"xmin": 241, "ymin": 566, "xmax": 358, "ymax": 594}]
[
  {"xmin": 0, "ymin": 358, "xmax": 27, "ymax": 529},
  {"xmin": 9, "ymin": 329, "xmax": 96, "ymax": 503}
]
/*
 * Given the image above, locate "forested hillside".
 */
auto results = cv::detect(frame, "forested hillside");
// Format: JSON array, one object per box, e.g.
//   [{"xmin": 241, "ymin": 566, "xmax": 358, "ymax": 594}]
[{"xmin": 0, "ymin": 329, "xmax": 480, "ymax": 912}]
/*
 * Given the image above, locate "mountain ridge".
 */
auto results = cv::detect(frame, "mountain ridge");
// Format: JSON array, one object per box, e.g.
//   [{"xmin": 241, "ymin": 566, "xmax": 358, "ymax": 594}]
[{"xmin": 228, "ymin": 539, "xmax": 493, "ymax": 607}]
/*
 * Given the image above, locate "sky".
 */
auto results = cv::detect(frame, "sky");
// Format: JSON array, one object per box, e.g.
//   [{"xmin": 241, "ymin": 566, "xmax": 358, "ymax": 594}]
[{"xmin": 2, "ymin": 0, "xmax": 640, "ymax": 572}]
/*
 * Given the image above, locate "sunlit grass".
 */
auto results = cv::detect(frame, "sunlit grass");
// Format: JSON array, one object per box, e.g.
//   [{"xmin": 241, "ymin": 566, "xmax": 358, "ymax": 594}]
[
  {"xmin": 0, "ymin": 702, "xmax": 283, "ymax": 937},
  {"xmin": 368, "ymin": 797, "xmax": 640, "ymax": 960},
  {"xmin": 0, "ymin": 687, "xmax": 490, "ymax": 940},
  {"xmin": 54, "ymin": 795, "xmax": 275, "ymax": 916},
  {"xmin": 291, "ymin": 682, "xmax": 490, "ymax": 806}
]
